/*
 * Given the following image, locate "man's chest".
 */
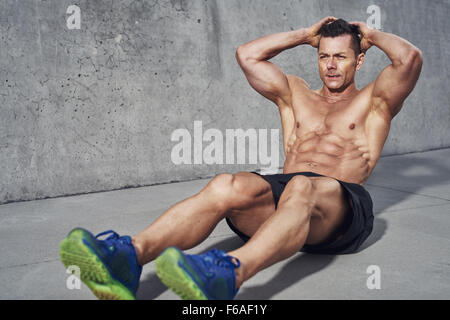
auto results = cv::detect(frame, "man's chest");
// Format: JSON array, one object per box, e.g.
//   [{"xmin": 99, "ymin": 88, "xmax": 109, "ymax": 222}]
[{"xmin": 290, "ymin": 92, "xmax": 372, "ymax": 139}]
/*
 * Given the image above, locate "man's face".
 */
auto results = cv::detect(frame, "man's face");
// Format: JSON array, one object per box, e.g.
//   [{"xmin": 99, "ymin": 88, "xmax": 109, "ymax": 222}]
[{"xmin": 318, "ymin": 34, "xmax": 362, "ymax": 92}]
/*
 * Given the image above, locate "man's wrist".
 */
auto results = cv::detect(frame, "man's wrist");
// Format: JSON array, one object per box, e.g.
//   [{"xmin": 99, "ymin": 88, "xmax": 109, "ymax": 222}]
[
  {"xmin": 365, "ymin": 28, "xmax": 379, "ymax": 46},
  {"xmin": 298, "ymin": 27, "xmax": 320, "ymax": 47},
  {"xmin": 294, "ymin": 28, "xmax": 312, "ymax": 46}
]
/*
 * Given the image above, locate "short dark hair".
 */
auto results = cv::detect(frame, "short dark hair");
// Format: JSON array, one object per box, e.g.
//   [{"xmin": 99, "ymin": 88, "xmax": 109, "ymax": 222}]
[{"xmin": 318, "ymin": 19, "xmax": 361, "ymax": 56}]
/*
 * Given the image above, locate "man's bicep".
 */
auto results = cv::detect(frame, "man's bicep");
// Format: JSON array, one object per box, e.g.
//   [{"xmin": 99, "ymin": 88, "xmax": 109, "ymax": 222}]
[
  {"xmin": 372, "ymin": 55, "xmax": 422, "ymax": 117},
  {"xmin": 237, "ymin": 56, "xmax": 292, "ymax": 106}
]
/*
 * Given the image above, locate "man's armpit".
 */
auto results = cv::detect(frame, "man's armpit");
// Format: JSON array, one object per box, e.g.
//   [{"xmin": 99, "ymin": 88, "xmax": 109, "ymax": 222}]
[{"xmin": 370, "ymin": 96, "xmax": 394, "ymax": 122}]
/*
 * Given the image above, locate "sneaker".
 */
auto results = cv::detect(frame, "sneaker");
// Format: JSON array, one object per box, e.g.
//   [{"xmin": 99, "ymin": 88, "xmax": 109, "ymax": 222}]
[
  {"xmin": 59, "ymin": 228, "xmax": 142, "ymax": 300},
  {"xmin": 155, "ymin": 246, "xmax": 240, "ymax": 300}
]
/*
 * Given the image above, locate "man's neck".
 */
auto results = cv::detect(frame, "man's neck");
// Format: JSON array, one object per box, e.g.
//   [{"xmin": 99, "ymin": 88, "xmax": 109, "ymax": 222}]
[{"xmin": 318, "ymin": 82, "xmax": 358, "ymax": 102}]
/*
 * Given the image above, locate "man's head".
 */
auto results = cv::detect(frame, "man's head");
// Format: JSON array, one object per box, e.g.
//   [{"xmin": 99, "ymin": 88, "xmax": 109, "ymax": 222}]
[
  {"xmin": 317, "ymin": 19, "xmax": 365, "ymax": 92},
  {"xmin": 318, "ymin": 19, "xmax": 362, "ymax": 56}
]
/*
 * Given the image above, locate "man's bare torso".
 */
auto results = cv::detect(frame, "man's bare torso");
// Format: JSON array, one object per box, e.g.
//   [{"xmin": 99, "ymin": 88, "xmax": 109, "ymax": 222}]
[{"xmin": 280, "ymin": 75, "xmax": 391, "ymax": 185}]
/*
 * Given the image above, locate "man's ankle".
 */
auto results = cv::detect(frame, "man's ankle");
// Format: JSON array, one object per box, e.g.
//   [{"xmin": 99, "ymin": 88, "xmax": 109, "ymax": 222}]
[
  {"xmin": 131, "ymin": 237, "xmax": 145, "ymax": 266},
  {"xmin": 233, "ymin": 262, "xmax": 245, "ymax": 290}
]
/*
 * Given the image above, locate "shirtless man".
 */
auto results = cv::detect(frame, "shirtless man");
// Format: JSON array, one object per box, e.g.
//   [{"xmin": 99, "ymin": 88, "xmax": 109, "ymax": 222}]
[{"xmin": 59, "ymin": 17, "xmax": 422, "ymax": 300}]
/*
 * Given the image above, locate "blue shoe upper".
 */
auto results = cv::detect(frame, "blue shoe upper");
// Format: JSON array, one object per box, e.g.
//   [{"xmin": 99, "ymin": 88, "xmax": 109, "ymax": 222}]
[
  {"xmin": 179, "ymin": 248, "xmax": 240, "ymax": 300},
  {"xmin": 82, "ymin": 229, "xmax": 142, "ymax": 296}
]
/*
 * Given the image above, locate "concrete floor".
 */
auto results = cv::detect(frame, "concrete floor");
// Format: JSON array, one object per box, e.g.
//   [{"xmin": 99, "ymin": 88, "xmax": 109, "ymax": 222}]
[{"xmin": 1, "ymin": 148, "xmax": 450, "ymax": 300}]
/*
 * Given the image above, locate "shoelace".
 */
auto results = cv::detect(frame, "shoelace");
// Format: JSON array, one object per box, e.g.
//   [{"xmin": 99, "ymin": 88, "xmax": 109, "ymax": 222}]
[
  {"xmin": 209, "ymin": 249, "xmax": 241, "ymax": 269},
  {"xmin": 95, "ymin": 230, "xmax": 131, "ymax": 246}
]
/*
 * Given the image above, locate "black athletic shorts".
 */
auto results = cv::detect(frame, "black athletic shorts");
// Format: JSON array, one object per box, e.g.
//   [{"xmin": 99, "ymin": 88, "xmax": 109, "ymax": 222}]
[{"xmin": 226, "ymin": 171, "xmax": 374, "ymax": 255}]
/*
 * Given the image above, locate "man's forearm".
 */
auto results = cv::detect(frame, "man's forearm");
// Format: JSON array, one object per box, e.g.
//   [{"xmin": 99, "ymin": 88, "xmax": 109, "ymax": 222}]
[
  {"xmin": 367, "ymin": 29, "xmax": 422, "ymax": 66},
  {"xmin": 237, "ymin": 28, "xmax": 311, "ymax": 61}
]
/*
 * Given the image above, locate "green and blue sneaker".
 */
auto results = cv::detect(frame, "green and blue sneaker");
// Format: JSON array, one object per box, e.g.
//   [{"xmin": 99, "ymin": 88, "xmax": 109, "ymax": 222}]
[
  {"xmin": 155, "ymin": 246, "xmax": 240, "ymax": 300},
  {"xmin": 59, "ymin": 228, "xmax": 142, "ymax": 300}
]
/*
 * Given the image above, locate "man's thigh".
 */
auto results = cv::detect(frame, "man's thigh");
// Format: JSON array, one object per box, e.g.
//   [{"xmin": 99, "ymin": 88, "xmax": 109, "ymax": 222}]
[
  {"xmin": 226, "ymin": 172, "xmax": 276, "ymax": 236},
  {"xmin": 227, "ymin": 173, "xmax": 351, "ymax": 247},
  {"xmin": 305, "ymin": 176, "xmax": 351, "ymax": 246}
]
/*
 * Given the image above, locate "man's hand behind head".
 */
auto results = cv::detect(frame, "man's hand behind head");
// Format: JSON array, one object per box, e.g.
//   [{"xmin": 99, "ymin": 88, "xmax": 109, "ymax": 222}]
[
  {"xmin": 349, "ymin": 21, "xmax": 374, "ymax": 53},
  {"xmin": 306, "ymin": 16, "xmax": 337, "ymax": 48}
]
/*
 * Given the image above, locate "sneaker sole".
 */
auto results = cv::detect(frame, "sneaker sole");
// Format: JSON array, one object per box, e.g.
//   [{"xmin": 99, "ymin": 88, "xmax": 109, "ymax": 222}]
[
  {"xmin": 59, "ymin": 228, "xmax": 135, "ymax": 300},
  {"xmin": 155, "ymin": 247, "xmax": 208, "ymax": 300}
]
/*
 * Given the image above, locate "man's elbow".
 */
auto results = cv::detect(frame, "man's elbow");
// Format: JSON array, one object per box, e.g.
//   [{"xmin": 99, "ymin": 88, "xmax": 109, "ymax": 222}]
[
  {"xmin": 235, "ymin": 46, "xmax": 244, "ymax": 62},
  {"xmin": 411, "ymin": 47, "xmax": 423, "ymax": 66},
  {"xmin": 237, "ymin": 44, "xmax": 262, "ymax": 61},
  {"xmin": 236, "ymin": 45, "xmax": 251, "ymax": 63},
  {"xmin": 404, "ymin": 47, "xmax": 423, "ymax": 71}
]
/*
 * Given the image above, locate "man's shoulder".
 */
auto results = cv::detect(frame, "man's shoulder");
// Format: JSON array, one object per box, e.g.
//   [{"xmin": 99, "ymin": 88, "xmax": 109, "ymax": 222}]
[
  {"xmin": 274, "ymin": 75, "xmax": 311, "ymax": 110},
  {"xmin": 286, "ymin": 74, "xmax": 311, "ymax": 91}
]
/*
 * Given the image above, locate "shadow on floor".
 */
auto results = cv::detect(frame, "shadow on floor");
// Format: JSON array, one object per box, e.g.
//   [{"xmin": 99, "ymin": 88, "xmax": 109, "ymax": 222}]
[
  {"xmin": 135, "ymin": 273, "xmax": 168, "ymax": 300},
  {"xmin": 136, "ymin": 236, "xmax": 335, "ymax": 300},
  {"xmin": 236, "ymin": 253, "xmax": 335, "ymax": 300},
  {"xmin": 359, "ymin": 152, "xmax": 450, "ymax": 251}
]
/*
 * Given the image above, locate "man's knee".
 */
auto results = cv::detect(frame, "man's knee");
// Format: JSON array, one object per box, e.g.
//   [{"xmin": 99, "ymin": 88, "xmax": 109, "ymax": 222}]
[
  {"xmin": 203, "ymin": 172, "xmax": 256, "ymax": 210},
  {"xmin": 206, "ymin": 172, "xmax": 252, "ymax": 193},
  {"xmin": 279, "ymin": 176, "xmax": 315, "ymax": 213},
  {"xmin": 284, "ymin": 175, "xmax": 314, "ymax": 196},
  {"xmin": 204, "ymin": 173, "xmax": 234, "ymax": 194},
  {"xmin": 198, "ymin": 173, "xmax": 233, "ymax": 211}
]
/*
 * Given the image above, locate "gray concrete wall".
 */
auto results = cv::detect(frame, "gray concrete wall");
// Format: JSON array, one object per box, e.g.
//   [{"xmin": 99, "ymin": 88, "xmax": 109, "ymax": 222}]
[{"xmin": 1, "ymin": 0, "xmax": 449, "ymax": 204}]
